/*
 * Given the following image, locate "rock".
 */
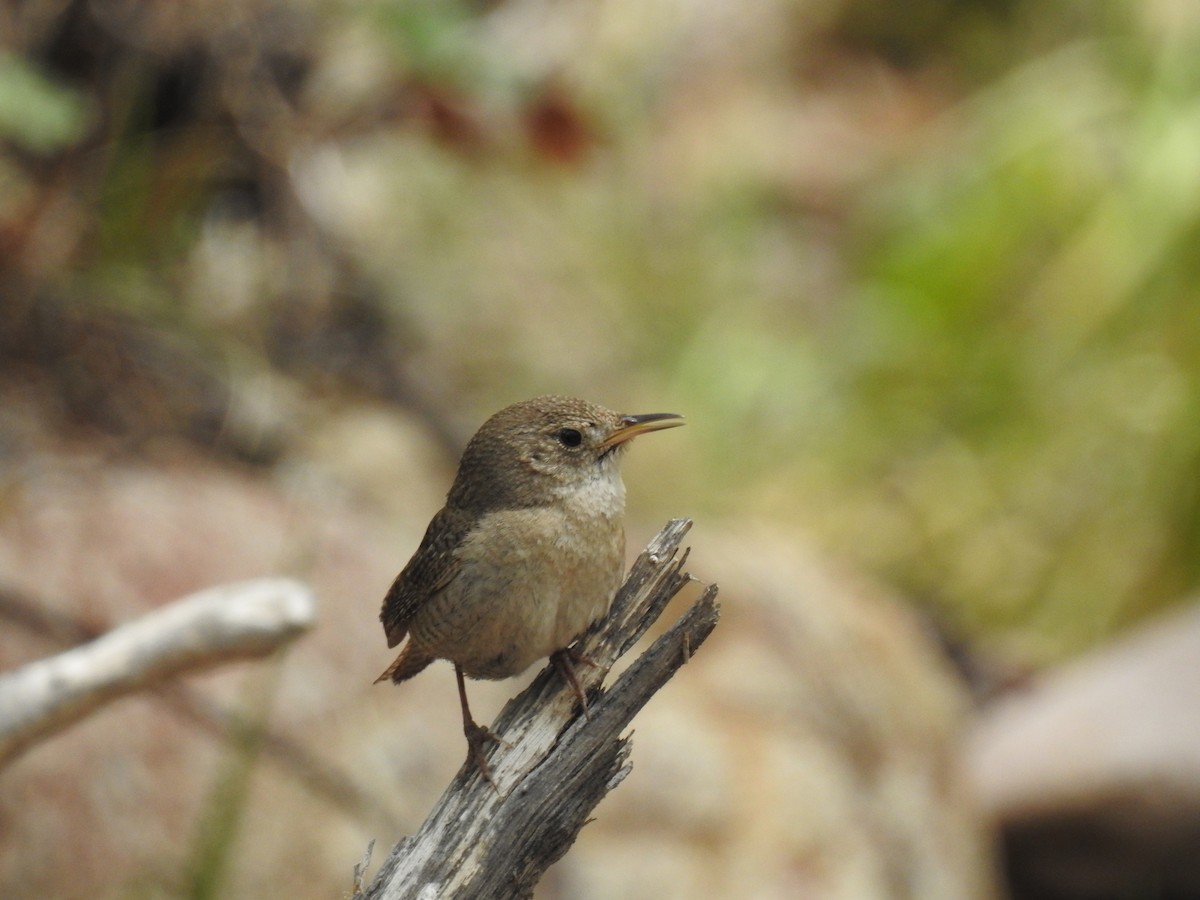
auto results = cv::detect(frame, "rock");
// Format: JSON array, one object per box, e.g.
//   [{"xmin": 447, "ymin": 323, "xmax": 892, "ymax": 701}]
[{"xmin": 967, "ymin": 602, "xmax": 1200, "ymax": 898}]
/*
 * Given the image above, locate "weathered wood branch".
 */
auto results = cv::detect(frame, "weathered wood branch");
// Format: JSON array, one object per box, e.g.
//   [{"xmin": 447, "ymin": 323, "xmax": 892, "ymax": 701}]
[
  {"xmin": 0, "ymin": 578, "xmax": 316, "ymax": 768},
  {"xmin": 357, "ymin": 518, "xmax": 720, "ymax": 900}
]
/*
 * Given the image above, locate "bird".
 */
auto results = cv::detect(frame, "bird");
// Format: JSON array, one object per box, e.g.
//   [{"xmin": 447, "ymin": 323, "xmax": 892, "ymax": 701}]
[{"xmin": 375, "ymin": 395, "xmax": 684, "ymax": 784}]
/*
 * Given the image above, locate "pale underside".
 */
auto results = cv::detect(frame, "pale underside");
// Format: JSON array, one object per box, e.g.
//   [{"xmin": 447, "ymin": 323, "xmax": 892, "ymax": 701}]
[{"xmin": 410, "ymin": 471, "xmax": 627, "ymax": 679}]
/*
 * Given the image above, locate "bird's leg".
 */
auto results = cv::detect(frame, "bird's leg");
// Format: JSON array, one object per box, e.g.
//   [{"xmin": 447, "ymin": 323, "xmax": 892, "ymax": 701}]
[
  {"xmin": 551, "ymin": 647, "xmax": 597, "ymax": 719},
  {"xmin": 454, "ymin": 663, "xmax": 502, "ymax": 790}
]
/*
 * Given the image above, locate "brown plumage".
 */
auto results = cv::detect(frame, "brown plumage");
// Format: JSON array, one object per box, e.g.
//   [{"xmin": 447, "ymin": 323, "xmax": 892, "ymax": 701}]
[{"xmin": 375, "ymin": 395, "xmax": 683, "ymax": 784}]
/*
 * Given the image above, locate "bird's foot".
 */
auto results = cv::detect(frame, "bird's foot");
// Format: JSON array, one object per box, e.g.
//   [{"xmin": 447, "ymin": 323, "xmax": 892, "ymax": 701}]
[
  {"xmin": 551, "ymin": 647, "xmax": 597, "ymax": 719},
  {"xmin": 463, "ymin": 720, "xmax": 506, "ymax": 791},
  {"xmin": 563, "ymin": 644, "xmax": 601, "ymax": 670}
]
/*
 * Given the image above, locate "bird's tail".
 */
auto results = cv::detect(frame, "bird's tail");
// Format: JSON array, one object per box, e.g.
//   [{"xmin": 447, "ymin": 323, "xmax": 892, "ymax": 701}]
[{"xmin": 374, "ymin": 642, "xmax": 435, "ymax": 684}]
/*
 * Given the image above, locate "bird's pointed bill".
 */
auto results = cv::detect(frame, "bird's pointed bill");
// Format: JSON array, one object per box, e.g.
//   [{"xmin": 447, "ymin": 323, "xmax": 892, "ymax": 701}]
[{"xmin": 601, "ymin": 412, "xmax": 685, "ymax": 449}]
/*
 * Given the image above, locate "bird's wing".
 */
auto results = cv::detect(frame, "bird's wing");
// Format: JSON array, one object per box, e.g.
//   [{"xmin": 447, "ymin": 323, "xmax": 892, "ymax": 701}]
[{"xmin": 379, "ymin": 506, "xmax": 472, "ymax": 648}]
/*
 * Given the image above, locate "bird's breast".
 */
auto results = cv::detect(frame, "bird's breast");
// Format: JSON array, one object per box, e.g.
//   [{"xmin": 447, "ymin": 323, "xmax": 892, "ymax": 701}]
[{"xmin": 409, "ymin": 493, "xmax": 625, "ymax": 679}]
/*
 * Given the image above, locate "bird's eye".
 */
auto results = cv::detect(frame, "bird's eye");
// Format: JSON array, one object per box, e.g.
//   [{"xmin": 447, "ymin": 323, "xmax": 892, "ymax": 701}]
[{"xmin": 556, "ymin": 428, "xmax": 583, "ymax": 448}]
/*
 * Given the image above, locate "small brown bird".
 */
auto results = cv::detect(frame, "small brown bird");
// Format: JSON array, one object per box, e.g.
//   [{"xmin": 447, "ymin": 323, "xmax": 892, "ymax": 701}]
[{"xmin": 376, "ymin": 396, "xmax": 684, "ymax": 782}]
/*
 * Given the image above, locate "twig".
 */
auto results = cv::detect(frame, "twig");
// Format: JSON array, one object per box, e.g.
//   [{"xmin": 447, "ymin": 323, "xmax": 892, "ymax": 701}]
[
  {"xmin": 0, "ymin": 583, "xmax": 392, "ymax": 824},
  {"xmin": 0, "ymin": 578, "xmax": 315, "ymax": 768}
]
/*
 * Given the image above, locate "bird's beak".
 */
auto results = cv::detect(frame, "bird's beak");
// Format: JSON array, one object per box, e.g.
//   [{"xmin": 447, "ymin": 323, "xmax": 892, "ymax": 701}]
[{"xmin": 601, "ymin": 412, "xmax": 685, "ymax": 449}]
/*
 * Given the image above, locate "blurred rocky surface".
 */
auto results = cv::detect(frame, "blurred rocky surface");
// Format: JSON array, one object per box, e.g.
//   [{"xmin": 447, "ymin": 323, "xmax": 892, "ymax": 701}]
[
  {"xmin": 968, "ymin": 602, "xmax": 1200, "ymax": 899},
  {"xmin": 0, "ymin": 417, "xmax": 996, "ymax": 898},
  {"xmin": 0, "ymin": 446, "xmax": 406, "ymax": 896}
]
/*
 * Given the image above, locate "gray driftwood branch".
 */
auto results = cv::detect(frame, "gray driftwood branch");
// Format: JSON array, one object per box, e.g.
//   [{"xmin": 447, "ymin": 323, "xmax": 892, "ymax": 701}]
[
  {"xmin": 0, "ymin": 578, "xmax": 316, "ymax": 768},
  {"xmin": 357, "ymin": 517, "xmax": 720, "ymax": 900}
]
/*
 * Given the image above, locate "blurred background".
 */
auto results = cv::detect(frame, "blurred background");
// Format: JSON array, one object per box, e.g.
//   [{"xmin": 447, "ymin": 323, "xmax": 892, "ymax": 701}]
[{"xmin": 2, "ymin": 0, "xmax": 1199, "ymax": 897}]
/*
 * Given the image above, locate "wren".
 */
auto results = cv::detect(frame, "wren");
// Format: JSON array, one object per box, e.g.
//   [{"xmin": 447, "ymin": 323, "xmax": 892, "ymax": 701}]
[{"xmin": 375, "ymin": 395, "xmax": 683, "ymax": 785}]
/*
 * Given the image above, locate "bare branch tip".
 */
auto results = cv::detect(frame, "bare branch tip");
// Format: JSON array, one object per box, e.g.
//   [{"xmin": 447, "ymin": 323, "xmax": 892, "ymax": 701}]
[{"xmin": 353, "ymin": 840, "xmax": 375, "ymax": 893}]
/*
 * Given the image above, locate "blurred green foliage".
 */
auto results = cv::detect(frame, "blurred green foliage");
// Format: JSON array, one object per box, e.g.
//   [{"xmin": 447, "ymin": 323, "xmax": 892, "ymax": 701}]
[
  {"xmin": 832, "ymin": 31, "xmax": 1200, "ymax": 647},
  {"xmin": 5, "ymin": 0, "xmax": 1200, "ymax": 659},
  {"xmin": 0, "ymin": 52, "xmax": 88, "ymax": 153},
  {"xmin": 659, "ymin": 10, "xmax": 1200, "ymax": 653}
]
